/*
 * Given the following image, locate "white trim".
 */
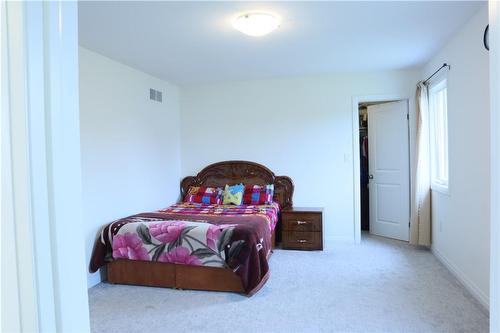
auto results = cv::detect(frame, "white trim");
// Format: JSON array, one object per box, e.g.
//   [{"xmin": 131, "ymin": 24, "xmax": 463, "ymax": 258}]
[
  {"xmin": 489, "ymin": 1, "xmax": 500, "ymax": 331},
  {"xmin": 1, "ymin": 2, "xmax": 39, "ymax": 331},
  {"xmin": 325, "ymin": 236, "xmax": 356, "ymax": 244},
  {"xmin": 431, "ymin": 184, "xmax": 450, "ymax": 196},
  {"xmin": 25, "ymin": 2, "xmax": 57, "ymax": 330},
  {"xmin": 351, "ymin": 95, "xmax": 412, "ymax": 244},
  {"xmin": 42, "ymin": 2, "xmax": 91, "ymax": 331},
  {"xmin": 431, "ymin": 246, "xmax": 489, "ymax": 312},
  {"xmin": 1, "ymin": 2, "xmax": 90, "ymax": 332},
  {"xmin": 1, "ymin": 1, "xmax": 23, "ymax": 330},
  {"xmin": 428, "ymin": 78, "xmax": 450, "ymax": 193}
]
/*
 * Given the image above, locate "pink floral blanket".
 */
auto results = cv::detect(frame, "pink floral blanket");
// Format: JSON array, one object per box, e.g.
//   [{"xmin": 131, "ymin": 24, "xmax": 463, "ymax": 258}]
[{"xmin": 89, "ymin": 203, "xmax": 279, "ymax": 295}]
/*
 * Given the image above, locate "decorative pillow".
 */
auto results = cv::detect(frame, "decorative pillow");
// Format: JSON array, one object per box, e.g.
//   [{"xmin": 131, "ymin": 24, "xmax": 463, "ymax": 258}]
[
  {"xmin": 223, "ymin": 184, "xmax": 245, "ymax": 205},
  {"xmin": 242, "ymin": 184, "xmax": 274, "ymax": 205},
  {"xmin": 184, "ymin": 186, "xmax": 223, "ymax": 204}
]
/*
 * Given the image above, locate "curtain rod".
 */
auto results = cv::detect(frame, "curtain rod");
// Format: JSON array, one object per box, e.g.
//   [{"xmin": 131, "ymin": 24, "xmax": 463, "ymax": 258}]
[{"xmin": 423, "ymin": 63, "xmax": 450, "ymax": 84}]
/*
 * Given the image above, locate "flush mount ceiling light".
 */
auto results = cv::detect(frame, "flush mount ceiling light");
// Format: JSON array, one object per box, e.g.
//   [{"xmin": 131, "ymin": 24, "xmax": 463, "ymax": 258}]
[{"xmin": 232, "ymin": 12, "xmax": 280, "ymax": 37}]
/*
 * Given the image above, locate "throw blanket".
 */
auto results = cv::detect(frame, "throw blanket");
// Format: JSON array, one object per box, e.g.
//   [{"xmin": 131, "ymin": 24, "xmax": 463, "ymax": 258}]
[
  {"xmin": 89, "ymin": 203, "xmax": 279, "ymax": 295},
  {"xmin": 159, "ymin": 202, "xmax": 280, "ymax": 231}
]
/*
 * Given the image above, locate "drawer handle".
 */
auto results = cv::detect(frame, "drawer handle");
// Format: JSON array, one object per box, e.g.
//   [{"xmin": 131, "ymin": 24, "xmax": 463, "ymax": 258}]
[
  {"xmin": 296, "ymin": 220, "xmax": 308, "ymax": 225},
  {"xmin": 297, "ymin": 239, "xmax": 308, "ymax": 243}
]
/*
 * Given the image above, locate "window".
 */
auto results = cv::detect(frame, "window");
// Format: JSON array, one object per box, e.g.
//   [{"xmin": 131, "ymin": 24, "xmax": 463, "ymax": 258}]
[{"xmin": 429, "ymin": 78, "xmax": 449, "ymax": 193}]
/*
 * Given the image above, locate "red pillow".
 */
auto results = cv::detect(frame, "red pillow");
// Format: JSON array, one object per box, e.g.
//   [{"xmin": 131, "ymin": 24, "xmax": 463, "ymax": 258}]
[
  {"xmin": 242, "ymin": 184, "xmax": 274, "ymax": 205},
  {"xmin": 184, "ymin": 186, "xmax": 223, "ymax": 204}
]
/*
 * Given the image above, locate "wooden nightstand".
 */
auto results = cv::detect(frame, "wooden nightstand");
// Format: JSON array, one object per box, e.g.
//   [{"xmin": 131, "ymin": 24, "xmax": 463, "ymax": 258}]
[{"xmin": 281, "ymin": 207, "xmax": 323, "ymax": 250}]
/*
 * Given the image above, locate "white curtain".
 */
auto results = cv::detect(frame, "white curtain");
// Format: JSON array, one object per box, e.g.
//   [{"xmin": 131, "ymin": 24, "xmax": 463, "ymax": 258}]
[{"xmin": 410, "ymin": 82, "xmax": 432, "ymax": 246}]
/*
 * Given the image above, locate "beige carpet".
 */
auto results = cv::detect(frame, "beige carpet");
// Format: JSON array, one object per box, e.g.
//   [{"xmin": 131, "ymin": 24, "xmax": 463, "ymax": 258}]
[{"xmin": 88, "ymin": 234, "xmax": 488, "ymax": 333}]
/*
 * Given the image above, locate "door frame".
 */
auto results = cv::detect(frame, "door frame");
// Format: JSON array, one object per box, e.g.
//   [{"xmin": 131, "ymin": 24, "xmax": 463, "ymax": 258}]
[
  {"xmin": 351, "ymin": 95, "xmax": 413, "ymax": 243},
  {"xmin": 489, "ymin": 1, "xmax": 499, "ymax": 331},
  {"xmin": 1, "ymin": 1, "xmax": 91, "ymax": 331}
]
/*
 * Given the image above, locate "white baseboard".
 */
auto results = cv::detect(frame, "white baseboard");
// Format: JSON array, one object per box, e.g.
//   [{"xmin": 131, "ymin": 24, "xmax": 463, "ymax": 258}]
[
  {"xmin": 431, "ymin": 246, "xmax": 489, "ymax": 312},
  {"xmin": 87, "ymin": 273, "xmax": 101, "ymax": 288},
  {"xmin": 325, "ymin": 236, "xmax": 356, "ymax": 243}
]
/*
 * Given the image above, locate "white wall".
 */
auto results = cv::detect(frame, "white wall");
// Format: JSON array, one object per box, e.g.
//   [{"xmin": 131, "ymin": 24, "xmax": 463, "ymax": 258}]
[
  {"xmin": 79, "ymin": 48, "xmax": 182, "ymax": 287},
  {"xmin": 423, "ymin": 5, "xmax": 490, "ymax": 308},
  {"xmin": 180, "ymin": 70, "xmax": 420, "ymax": 242}
]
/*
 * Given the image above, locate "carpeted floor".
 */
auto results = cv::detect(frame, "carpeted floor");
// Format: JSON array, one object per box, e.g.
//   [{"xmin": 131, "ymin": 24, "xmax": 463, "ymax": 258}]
[{"xmin": 88, "ymin": 235, "xmax": 488, "ymax": 333}]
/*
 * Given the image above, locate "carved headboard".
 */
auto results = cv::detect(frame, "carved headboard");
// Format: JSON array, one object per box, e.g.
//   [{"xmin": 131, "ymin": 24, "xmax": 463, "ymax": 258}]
[{"xmin": 180, "ymin": 160, "xmax": 294, "ymax": 209}]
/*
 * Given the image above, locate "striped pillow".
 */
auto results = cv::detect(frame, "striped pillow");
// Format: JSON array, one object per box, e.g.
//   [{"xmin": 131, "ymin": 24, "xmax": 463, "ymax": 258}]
[
  {"xmin": 242, "ymin": 184, "xmax": 274, "ymax": 205},
  {"xmin": 184, "ymin": 186, "xmax": 223, "ymax": 204}
]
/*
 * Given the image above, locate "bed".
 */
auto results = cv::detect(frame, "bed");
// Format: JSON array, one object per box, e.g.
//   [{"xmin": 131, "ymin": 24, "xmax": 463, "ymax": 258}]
[{"xmin": 89, "ymin": 160, "xmax": 294, "ymax": 296}]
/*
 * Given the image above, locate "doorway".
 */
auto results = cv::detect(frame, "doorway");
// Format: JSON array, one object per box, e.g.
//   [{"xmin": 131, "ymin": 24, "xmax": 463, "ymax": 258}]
[{"xmin": 354, "ymin": 98, "xmax": 411, "ymax": 242}]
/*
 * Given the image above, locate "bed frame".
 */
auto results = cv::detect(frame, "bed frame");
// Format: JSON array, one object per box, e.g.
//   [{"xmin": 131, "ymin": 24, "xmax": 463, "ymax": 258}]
[{"xmin": 107, "ymin": 160, "xmax": 294, "ymax": 294}]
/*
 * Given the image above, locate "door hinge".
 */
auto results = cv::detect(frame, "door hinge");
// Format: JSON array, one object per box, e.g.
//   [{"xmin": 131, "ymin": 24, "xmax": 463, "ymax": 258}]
[
  {"xmin": 408, "ymin": 221, "xmax": 411, "ymax": 228},
  {"xmin": 406, "ymin": 113, "xmax": 409, "ymax": 120}
]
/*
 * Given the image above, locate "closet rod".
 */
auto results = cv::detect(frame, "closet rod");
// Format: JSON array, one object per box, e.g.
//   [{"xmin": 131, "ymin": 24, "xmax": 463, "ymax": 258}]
[{"xmin": 423, "ymin": 63, "xmax": 450, "ymax": 84}]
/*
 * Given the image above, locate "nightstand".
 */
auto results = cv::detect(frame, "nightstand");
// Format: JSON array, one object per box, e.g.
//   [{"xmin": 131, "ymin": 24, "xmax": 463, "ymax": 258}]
[{"xmin": 281, "ymin": 207, "xmax": 323, "ymax": 250}]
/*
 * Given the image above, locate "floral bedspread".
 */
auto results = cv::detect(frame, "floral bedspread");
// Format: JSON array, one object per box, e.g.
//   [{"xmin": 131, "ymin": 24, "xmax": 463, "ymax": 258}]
[
  {"xmin": 89, "ymin": 203, "xmax": 280, "ymax": 295},
  {"xmin": 113, "ymin": 219, "xmax": 240, "ymax": 267}
]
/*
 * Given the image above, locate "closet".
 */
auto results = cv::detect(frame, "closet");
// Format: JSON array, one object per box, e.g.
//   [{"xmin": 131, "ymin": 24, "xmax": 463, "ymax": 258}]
[{"xmin": 359, "ymin": 106, "xmax": 369, "ymax": 231}]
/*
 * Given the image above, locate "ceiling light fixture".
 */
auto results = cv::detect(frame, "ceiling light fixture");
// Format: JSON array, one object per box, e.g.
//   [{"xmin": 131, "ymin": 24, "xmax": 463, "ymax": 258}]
[{"xmin": 232, "ymin": 12, "xmax": 280, "ymax": 37}]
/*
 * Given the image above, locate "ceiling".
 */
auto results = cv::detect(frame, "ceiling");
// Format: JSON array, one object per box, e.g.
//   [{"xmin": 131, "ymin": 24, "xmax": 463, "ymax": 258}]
[{"xmin": 78, "ymin": 1, "xmax": 484, "ymax": 86}]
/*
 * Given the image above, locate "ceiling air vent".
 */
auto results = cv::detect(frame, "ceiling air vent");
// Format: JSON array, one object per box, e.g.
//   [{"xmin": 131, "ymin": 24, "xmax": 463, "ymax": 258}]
[{"xmin": 149, "ymin": 88, "xmax": 163, "ymax": 103}]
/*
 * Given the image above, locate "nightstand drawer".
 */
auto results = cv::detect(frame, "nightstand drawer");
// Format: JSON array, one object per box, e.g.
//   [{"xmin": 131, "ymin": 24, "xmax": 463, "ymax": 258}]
[
  {"xmin": 282, "ymin": 231, "xmax": 322, "ymax": 250},
  {"xmin": 283, "ymin": 213, "xmax": 321, "ymax": 232}
]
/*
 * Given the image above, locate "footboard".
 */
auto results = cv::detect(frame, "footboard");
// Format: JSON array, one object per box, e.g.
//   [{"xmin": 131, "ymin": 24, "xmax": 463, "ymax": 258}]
[{"xmin": 107, "ymin": 260, "xmax": 245, "ymax": 293}]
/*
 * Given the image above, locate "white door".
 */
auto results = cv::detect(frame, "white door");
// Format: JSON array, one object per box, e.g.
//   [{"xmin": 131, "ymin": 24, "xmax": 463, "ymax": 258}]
[{"xmin": 368, "ymin": 101, "xmax": 410, "ymax": 241}]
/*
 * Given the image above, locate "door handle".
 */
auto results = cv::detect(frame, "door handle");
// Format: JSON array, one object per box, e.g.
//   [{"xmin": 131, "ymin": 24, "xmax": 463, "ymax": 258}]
[{"xmin": 368, "ymin": 174, "xmax": 374, "ymax": 179}]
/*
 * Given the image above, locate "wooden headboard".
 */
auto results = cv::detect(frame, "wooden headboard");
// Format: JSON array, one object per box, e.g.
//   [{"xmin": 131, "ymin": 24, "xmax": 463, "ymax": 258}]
[{"xmin": 180, "ymin": 160, "xmax": 294, "ymax": 209}]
